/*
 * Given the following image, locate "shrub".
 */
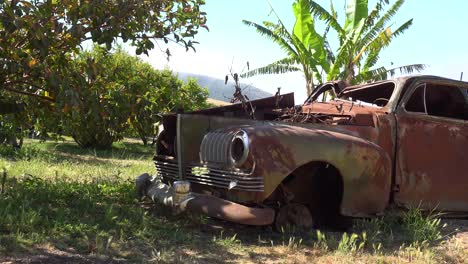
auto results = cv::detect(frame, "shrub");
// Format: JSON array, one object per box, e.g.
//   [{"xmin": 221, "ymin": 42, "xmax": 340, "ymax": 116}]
[{"xmin": 58, "ymin": 46, "xmax": 208, "ymax": 149}]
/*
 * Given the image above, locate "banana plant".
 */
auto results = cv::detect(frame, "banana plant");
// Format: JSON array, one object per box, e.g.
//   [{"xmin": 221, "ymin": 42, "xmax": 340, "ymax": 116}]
[
  {"xmin": 243, "ymin": 0, "xmax": 425, "ymax": 96},
  {"xmin": 309, "ymin": 0, "xmax": 425, "ymax": 84},
  {"xmin": 242, "ymin": 0, "xmax": 329, "ymax": 95}
]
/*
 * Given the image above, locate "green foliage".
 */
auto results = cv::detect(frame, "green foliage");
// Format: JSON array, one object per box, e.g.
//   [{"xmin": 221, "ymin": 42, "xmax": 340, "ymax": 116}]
[
  {"xmin": 243, "ymin": 0, "xmax": 424, "ymax": 93},
  {"xmin": 0, "ymin": 99, "xmax": 28, "ymax": 147},
  {"xmin": 314, "ymin": 230, "xmax": 329, "ymax": 250},
  {"xmin": 56, "ymin": 46, "xmax": 208, "ymax": 148},
  {"xmin": 0, "ymin": 140, "xmax": 462, "ymax": 262},
  {"xmin": 242, "ymin": 0, "xmax": 327, "ymax": 95},
  {"xmin": 322, "ymin": 0, "xmax": 425, "ymax": 83},
  {"xmin": 1, "ymin": 0, "xmax": 207, "ymax": 100},
  {"xmin": 337, "ymin": 232, "xmax": 367, "ymax": 254},
  {"xmin": 401, "ymin": 208, "xmax": 445, "ymax": 244},
  {"xmin": 1, "ymin": 0, "xmax": 208, "ymax": 149}
]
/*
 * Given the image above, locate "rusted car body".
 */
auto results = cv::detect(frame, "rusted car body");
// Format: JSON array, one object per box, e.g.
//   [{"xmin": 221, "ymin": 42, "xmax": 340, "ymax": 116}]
[{"xmin": 139, "ymin": 75, "xmax": 468, "ymax": 227}]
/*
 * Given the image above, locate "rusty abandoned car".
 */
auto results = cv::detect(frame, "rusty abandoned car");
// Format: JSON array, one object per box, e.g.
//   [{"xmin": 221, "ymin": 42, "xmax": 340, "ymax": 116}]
[{"xmin": 136, "ymin": 75, "xmax": 468, "ymax": 229}]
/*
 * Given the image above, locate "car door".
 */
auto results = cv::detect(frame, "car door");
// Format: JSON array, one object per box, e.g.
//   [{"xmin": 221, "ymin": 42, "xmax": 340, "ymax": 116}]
[{"xmin": 394, "ymin": 79, "xmax": 468, "ymax": 212}]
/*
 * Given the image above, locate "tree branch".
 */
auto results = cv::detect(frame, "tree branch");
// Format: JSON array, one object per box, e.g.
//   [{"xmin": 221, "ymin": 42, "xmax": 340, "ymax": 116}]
[{"xmin": 2, "ymin": 84, "xmax": 55, "ymax": 102}]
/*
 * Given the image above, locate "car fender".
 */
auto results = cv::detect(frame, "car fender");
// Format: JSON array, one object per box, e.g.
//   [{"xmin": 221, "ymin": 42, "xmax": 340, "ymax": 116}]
[{"xmin": 245, "ymin": 124, "xmax": 392, "ymax": 217}]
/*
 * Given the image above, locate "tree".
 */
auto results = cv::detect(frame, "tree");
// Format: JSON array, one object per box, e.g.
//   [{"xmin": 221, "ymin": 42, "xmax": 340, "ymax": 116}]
[
  {"xmin": 0, "ymin": 0, "xmax": 207, "ymax": 103},
  {"xmin": 59, "ymin": 46, "xmax": 208, "ymax": 149},
  {"xmin": 242, "ymin": 0, "xmax": 424, "ymax": 94},
  {"xmin": 310, "ymin": 0, "xmax": 425, "ymax": 83},
  {"xmin": 242, "ymin": 0, "xmax": 328, "ymax": 96},
  {"xmin": 128, "ymin": 70, "xmax": 209, "ymax": 146}
]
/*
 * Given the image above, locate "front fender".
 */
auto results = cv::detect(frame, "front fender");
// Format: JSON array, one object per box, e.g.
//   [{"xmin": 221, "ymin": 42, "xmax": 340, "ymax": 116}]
[{"xmin": 245, "ymin": 124, "xmax": 392, "ymax": 216}]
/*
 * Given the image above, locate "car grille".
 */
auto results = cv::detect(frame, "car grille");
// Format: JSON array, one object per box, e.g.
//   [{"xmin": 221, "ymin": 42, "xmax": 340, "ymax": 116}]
[
  {"xmin": 153, "ymin": 159, "xmax": 264, "ymax": 192},
  {"xmin": 200, "ymin": 131, "xmax": 237, "ymax": 164}
]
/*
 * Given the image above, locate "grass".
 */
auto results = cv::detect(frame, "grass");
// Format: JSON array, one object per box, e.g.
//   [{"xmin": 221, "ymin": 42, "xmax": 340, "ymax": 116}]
[{"xmin": 0, "ymin": 139, "xmax": 467, "ymax": 263}]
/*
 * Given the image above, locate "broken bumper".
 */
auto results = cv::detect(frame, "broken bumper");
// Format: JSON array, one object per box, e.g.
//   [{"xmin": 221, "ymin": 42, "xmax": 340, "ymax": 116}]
[{"xmin": 136, "ymin": 173, "xmax": 275, "ymax": 226}]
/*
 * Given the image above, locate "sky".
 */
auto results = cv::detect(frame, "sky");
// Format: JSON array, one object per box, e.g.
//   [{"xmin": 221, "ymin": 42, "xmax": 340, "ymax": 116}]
[{"xmin": 136, "ymin": 0, "xmax": 468, "ymax": 102}]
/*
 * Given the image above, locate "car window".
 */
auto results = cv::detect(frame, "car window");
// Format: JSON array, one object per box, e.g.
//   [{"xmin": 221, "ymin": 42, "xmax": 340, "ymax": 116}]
[
  {"xmin": 339, "ymin": 82, "xmax": 395, "ymax": 107},
  {"xmin": 405, "ymin": 83, "xmax": 467, "ymax": 120}
]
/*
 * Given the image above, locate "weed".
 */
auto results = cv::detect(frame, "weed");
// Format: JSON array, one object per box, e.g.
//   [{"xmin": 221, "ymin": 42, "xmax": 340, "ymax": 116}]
[
  {"xmin": 337, "ymin": 232, "xmax": 366, "ymax": 254},
  {"xmin": 402, "ymin": 207, "xmax": 445, "ymax": 244},
  {"xmin": 372, "ymin": 242, "xmax": 383, "ymax": 255},
  {"xmin": 313, "ymin": 230, "xmax": 329, "ymax": 250}
]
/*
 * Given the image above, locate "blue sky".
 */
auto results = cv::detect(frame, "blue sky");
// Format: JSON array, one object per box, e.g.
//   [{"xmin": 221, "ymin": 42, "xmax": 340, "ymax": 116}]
[{"xmin": 139, "ymin": 0, "xmax": 468, "ymax": 102}]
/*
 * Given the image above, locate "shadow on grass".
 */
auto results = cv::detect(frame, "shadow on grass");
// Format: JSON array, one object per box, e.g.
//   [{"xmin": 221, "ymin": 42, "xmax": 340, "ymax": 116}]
[
  {"xmin": 0, "ymin": 176, "xmax": 245, "ymax": 263},
  {"xmin": 49, "ymin": 141, "xmax": 154, "ymax": 159},
  {"xmin": 0, "ymin": 172, "xmax": 465, "ymax": 263},
  {"xmin": 0, "ymin": 140, "xmax": 154, "ymax": 165}
]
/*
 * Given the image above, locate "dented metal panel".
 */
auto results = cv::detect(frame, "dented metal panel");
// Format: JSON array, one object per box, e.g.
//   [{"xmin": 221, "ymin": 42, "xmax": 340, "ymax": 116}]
[
  {"xmin": 395, "ymin": 114, "xmax": 468, "ymax": 211},
  {"xmin": 159, "ymin": 113, "xmax": 392, "ymax": 216},
  {"xmin": 150, "ymin": 75, "xmax": 468, "ymax": 224}
]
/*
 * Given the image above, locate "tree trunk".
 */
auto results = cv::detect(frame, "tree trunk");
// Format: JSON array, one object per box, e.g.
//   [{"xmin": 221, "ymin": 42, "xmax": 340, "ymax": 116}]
[
  {"xmin": 304, "ymin": 67, "xmax": 314, "ymax": 96},
  {"xmin": 345, "ymin": 63, "xmax": 355, "ymax": 84},
  {"xmin": 306, "ymin": 80, "xmax": 312, "ymax": 97}
]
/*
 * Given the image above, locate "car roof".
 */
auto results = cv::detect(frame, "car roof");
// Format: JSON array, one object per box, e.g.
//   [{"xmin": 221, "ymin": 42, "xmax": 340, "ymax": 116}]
[{"xmin": 342, "ymin": 75, "xmax": 467, "ymax": 92}]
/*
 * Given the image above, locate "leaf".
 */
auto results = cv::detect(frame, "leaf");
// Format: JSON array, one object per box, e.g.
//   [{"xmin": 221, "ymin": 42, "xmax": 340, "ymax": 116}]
[
  {"xmin": 20, "ymin": 1, "xmax": 34, "ymax": 8},
  {"xmin": 343, "ymin": 0, "xmax": 369, "ymax": 37},
  {"xmin": 241, "ymin": 58, "xmax": 301, "ymax": 79},
  {"xmin": 293, "ymin": 0, "xmax": 313, "ymax": 48},
  {"xmin": 307, "ymin": 0, "xmax": 345, "ymax": 40},
  {"xmin": 28, "ymin": 59, "xmax": 37, "ymax": 68},
  {"xmin": 242, "ymin": 20, "xmax": 298, "ymax": 58}
]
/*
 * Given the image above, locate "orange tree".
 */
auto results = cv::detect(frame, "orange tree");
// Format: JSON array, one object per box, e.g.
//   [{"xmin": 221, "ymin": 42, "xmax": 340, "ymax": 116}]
[
  {"xmin": 0, "ymin": 0, "xmax": 207, "ymax": 100},
  {"xmin": 0, "ymin": 0, "xmax": 207, "ymax": 147},
  {"xmin": 60, "ymin": 46, "xmax": 208, "ymax": 148}
]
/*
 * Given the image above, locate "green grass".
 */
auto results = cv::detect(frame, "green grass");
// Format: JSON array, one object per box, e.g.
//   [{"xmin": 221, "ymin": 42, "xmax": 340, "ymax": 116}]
[{"xmin": 0, "ymin": 139, "xmax": 466, "ymax": 263}]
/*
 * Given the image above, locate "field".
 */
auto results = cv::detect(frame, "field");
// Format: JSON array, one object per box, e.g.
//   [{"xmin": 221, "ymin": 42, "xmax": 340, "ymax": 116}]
[{"xmin": 0, "ymin": 139, "xmax": 467, "ymax": 263}]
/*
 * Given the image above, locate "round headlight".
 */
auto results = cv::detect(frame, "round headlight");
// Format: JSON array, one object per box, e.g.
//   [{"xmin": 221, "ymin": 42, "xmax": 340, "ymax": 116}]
[{"xmin": 230, "ymin": 130, "xmax": 249, "ymax": 167}]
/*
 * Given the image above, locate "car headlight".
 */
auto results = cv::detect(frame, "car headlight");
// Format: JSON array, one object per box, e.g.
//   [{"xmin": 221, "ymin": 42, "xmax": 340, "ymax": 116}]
[{"xmin": 229, "ymin": 130, "xmax": 249, "ymax": 167}]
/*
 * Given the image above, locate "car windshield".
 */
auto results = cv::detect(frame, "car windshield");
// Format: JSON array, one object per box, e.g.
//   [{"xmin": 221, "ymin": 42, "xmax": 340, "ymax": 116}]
[{"xmin": 338, "ymin": 82, "xmax": 395, "ymax": 107}]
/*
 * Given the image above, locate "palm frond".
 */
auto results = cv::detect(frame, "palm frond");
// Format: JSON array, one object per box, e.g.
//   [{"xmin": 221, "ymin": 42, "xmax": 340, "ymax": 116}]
[
  {"xmin": 354, "ymin": 66, "xmax": 388, "ymax": 84},
  {"xmin": 321, "ymin": 15, "xmax": 335, "ymax": 63},
  {"xmin": 364, "ymin": 18, "xmax": 411, "ymax": 57},
  {"xmin": 307, "ymin": 0, "xmax": 345, "ymax": 41},
  {"xmin": 343, "ymin": 0, "xmax": 369, "ymax": 40},
  {"xmin": 262, "ymin": 21, "xmax": 290, "ymax": 39},
  {"xmin": 365, "ymin": 26, "xmax": 392, "ymax": 54},
  {"xmin": 357, "ymin": 0, "xmax": 405, "ymax": 50},
  {"xmin": 362, "ymin": 49, "xmax": 380, "ymax": 71},
  {"xmin": 327, "ymin": 37, "xmax": 354, "ymax": 80},
  {"xmin": 293, "ymin": 0, "xmax": 314, "ymax": 47},
  {"xmin": 386, "ymin": 63, "xmax": 426, "ymax": 77},
  {"xmin": 313, "ymin": 69, "xmax": 325, "ymax": 84},
  {"xmin": 242, "ymin": 20, "xmax": 298, "ymax": 58},
  {"xmin": 391, "ymin": 19, "xmax": 413, "ymax": 39},
  {"xmin": 240, "ymin": 58, "xmax": 301, "ymax": 78},
  {"xmin": 355, "ymin": 63, "xmax": 426, "ymax": 84},
  {"xmin": 364, "ymin": 0, "xmax": 389, "ymax": 32},
  {"xmin": 368, "ymin": 18, "xmax": 412, "ymax": 51}
]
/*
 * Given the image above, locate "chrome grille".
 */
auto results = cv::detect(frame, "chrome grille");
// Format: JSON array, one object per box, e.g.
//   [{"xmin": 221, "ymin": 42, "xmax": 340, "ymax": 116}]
[
  {"xmin": 200, "ymin": 131, "xmax": 236, "ymax": 164},
  {"xmin": 154, "ymin": 159, "xmax": 178, "ymax": 181},
  {"xmin": 154, "ymin": 159, "xmax": 263, "ymax": 192}
]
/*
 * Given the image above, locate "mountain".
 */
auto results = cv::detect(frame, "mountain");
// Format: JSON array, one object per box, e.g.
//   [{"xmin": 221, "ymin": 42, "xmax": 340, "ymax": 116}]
[{"xmin": 177, "ymin": 72, "xmax": 272, "ymax": 102}]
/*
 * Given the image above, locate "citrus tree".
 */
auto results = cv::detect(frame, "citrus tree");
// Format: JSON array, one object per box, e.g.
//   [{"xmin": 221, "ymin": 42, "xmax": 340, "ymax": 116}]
[
  {"xmin": 0, "ymin": 0, "xmax": 207, "ymax": 103},
  {"xmin": 59, "ymin": 46, "xmax": 208, "ymax": 149}
]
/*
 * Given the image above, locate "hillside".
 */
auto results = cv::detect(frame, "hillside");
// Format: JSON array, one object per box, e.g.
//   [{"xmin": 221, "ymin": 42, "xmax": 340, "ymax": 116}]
[{"xmin": 177, "ymin": 72, "xmax": 272, "ymax": 102}]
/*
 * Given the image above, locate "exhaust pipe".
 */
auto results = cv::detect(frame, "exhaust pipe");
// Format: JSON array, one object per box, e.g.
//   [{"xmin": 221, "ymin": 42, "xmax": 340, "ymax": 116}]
[{"xmin": 136, "ymin": 173, "xmax": 275, "ymax": 226}]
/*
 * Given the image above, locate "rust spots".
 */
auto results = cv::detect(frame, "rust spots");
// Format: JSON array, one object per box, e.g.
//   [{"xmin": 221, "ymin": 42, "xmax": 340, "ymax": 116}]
[{"xmin": 155, "ymin": 76, "xmax": 468, "ymax": 222}]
